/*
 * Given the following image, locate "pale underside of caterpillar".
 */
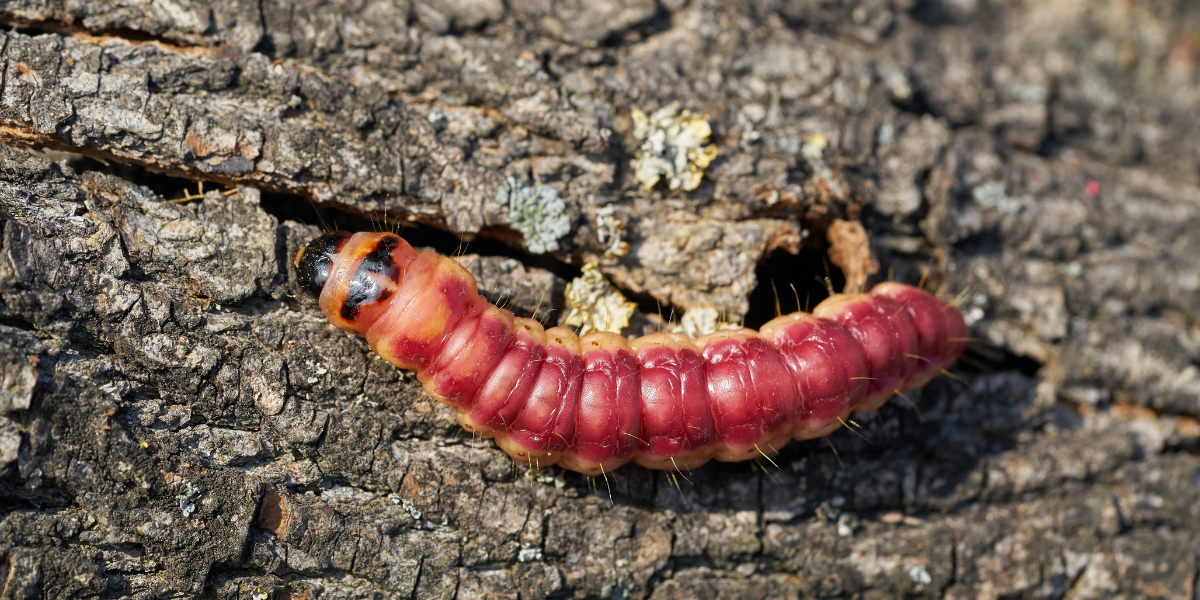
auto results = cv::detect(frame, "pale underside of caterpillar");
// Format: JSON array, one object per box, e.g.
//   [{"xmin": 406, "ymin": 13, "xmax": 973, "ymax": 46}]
[{"xmin": 295, "ymin": 231, "xmax": 968, "ymax": 476}]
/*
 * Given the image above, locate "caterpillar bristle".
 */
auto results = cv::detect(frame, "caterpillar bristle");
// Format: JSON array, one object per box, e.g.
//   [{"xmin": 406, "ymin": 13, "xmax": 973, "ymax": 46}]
[
  {"xmin": 771, "ymin": 280, "xmax": 782, "ymax": 317},
  {"xmin": 599, "ymin": 463, "xmax": 614, "ymax": 507},
  {"xmin": 824, "ymin": 437, "xmax": 843, "ymax": 469},
  {"xmin": 754, "ymin": 444, "xmax": 781, "ymax": 471},
  {"xmin": 837, "ymin": 417, "xmax": 872, "ymax": 444},
  {"xmin": 667, "ymin": 471, "xmax": 684, "ymax": 497},
  {"xmin": 817, "ymin": 275, "xmax": 835, "ymax": 296},
  {"xmin": 946, "ymin": 286, "xmax": 972, "ymax": 310},
  {"xmin": 893, "ymin": 389, "xmax": 925, "ymax": 422},
  {"xmin": 940, "ymin": 369, "xmax": 969, "ymax": 387},
  {"xmin": 668, "ymin": 457, "xmax": 692, "ymax": 485}
]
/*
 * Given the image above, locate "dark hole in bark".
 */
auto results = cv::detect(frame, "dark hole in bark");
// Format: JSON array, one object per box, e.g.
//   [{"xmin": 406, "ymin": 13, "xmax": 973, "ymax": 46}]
[
  {"xmin": 50, "ymin": 153, "xmax": 202, "ymax": 201},
  {"xmin": 743, "ymin": 247, "xmax": 847, "ymax": 331},
  {"xmin": 255, "ymin": 192, "xmax": 584, "ymax": 283},
  {"xmin": 958, "ymin": 340, "xmax": 1042, "ymax": 378}
]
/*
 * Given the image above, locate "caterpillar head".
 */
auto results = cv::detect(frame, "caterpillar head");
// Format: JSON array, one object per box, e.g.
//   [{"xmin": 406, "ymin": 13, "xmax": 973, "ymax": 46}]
[{"xmin": 294, "ymin": 230, "xmax": 352, "ymax": 298}]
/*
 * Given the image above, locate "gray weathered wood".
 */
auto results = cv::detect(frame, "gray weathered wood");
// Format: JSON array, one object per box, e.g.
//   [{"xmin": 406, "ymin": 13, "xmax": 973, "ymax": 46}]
[{"xmin": 1, "ymin": 1, "xmax": 1199, "ymax": 598}]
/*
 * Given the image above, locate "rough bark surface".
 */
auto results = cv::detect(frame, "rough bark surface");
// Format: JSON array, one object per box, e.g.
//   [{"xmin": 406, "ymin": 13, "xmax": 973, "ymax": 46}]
[{"xmin": 1, "ymin": 1, "xmax": 1199, "ymax": 599}]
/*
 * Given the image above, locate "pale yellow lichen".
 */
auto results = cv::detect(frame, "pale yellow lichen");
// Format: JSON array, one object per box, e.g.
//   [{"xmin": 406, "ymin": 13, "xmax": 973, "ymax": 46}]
[
  {"xmin": 800, "ymin": 133, "xmax": 828, "ymax": 161},
  {"xmin": 595, "ymin": 205, "xmax": 629, "ymax": 260},
  {"xmin": 674, "ymin": 306, "xmax": 741, "ymax": 338},
  {"xmin": 562, "ymin": 261, "xmax": 637, "ymax": 336},
  {"xmin": 679, "ymin": 306, "xmax": 721, "ymax": 338},
  {"xmin": 631, "ymin": 102, "xmax": 718, "ymax": 192}
]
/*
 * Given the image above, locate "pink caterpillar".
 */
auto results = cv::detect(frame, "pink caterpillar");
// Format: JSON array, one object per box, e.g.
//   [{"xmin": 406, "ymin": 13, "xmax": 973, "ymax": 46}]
[{"xmin": 295, "ymin": 231, "xmax": 968, "ymax": 475}]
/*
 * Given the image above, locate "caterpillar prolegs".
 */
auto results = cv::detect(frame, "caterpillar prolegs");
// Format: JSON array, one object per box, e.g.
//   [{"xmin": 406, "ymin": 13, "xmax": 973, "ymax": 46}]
[{"xmin": 296, "ymin": 231, "xmax": 968, "ymax": 476}]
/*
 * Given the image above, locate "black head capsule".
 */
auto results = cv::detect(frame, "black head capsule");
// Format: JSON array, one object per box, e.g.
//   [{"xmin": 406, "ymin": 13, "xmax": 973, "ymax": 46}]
[
  {"xmin": 295, "ymin": 231, "xmax": 352, "ymax": 298},
  {"xmin": 339, "ymin": 236, "xmax": 401, "ymax": 321}
]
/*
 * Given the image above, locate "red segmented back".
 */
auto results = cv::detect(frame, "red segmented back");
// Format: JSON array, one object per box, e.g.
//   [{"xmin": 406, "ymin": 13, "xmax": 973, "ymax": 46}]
[
  {"xmin": 759, "ymin": 314, "xmax": 870, "ymax": 440},
  {"xmin": 629, "ymin": 333, "xmax": 715, "ymax": 470},
  {"xmin": 296, "ymin": 231, "xmax": 969, "ymax": 475}
]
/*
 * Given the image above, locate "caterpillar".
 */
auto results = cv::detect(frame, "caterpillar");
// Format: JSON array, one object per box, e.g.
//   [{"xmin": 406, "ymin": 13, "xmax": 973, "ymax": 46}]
[{"xmin": 295, "ymin": 231, "xmax": 968, "ymax": 476}]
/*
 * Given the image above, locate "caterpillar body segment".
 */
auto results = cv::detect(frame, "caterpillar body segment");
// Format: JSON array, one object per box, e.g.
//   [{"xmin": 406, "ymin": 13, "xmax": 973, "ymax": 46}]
[
  {"xmin": 758, "ymin": 314, "xmax": 870, "ymax": 441},
  {"xmin": 296, "ymin": 231, "xmax": 969, "ymax": 476},
  {"xmin": 628, "ymin": 333, "xmax": 716, "ymax": 471}
]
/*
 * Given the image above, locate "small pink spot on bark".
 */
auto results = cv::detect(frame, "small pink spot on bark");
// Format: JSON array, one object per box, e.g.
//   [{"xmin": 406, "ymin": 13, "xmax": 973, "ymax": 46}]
[{"xmin": 1086, "ymin": 180, "xmax": 1100, "ymax": 198}]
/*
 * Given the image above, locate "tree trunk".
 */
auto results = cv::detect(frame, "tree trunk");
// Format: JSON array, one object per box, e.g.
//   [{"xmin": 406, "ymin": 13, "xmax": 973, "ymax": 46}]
[{"xmin": 1, "ymin": 1, "xmax": 1198, "ymax": 598}]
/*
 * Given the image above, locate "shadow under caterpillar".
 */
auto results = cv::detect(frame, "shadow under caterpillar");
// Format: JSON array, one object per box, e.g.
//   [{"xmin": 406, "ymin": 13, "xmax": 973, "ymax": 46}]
[{"xmin": 296, "ymin": 231, "xmax": 967, "ymax": 476}]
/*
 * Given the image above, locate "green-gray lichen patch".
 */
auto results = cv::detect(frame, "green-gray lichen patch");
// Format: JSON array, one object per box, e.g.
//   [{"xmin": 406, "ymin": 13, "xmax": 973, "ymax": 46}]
[
  {"xmin": 498, "ymin": 176, "xmax": 572, "ymax": 254},
  {"xmin": 971, "ymin": 180, "xmax": 1021, "ymax": 214}
]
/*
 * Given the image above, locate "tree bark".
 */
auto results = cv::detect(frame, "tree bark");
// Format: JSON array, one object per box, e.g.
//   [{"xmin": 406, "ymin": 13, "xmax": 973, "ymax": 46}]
[{"xmin": 1, "ymin": 1, "xmax": 1199, "ymax": 598}]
